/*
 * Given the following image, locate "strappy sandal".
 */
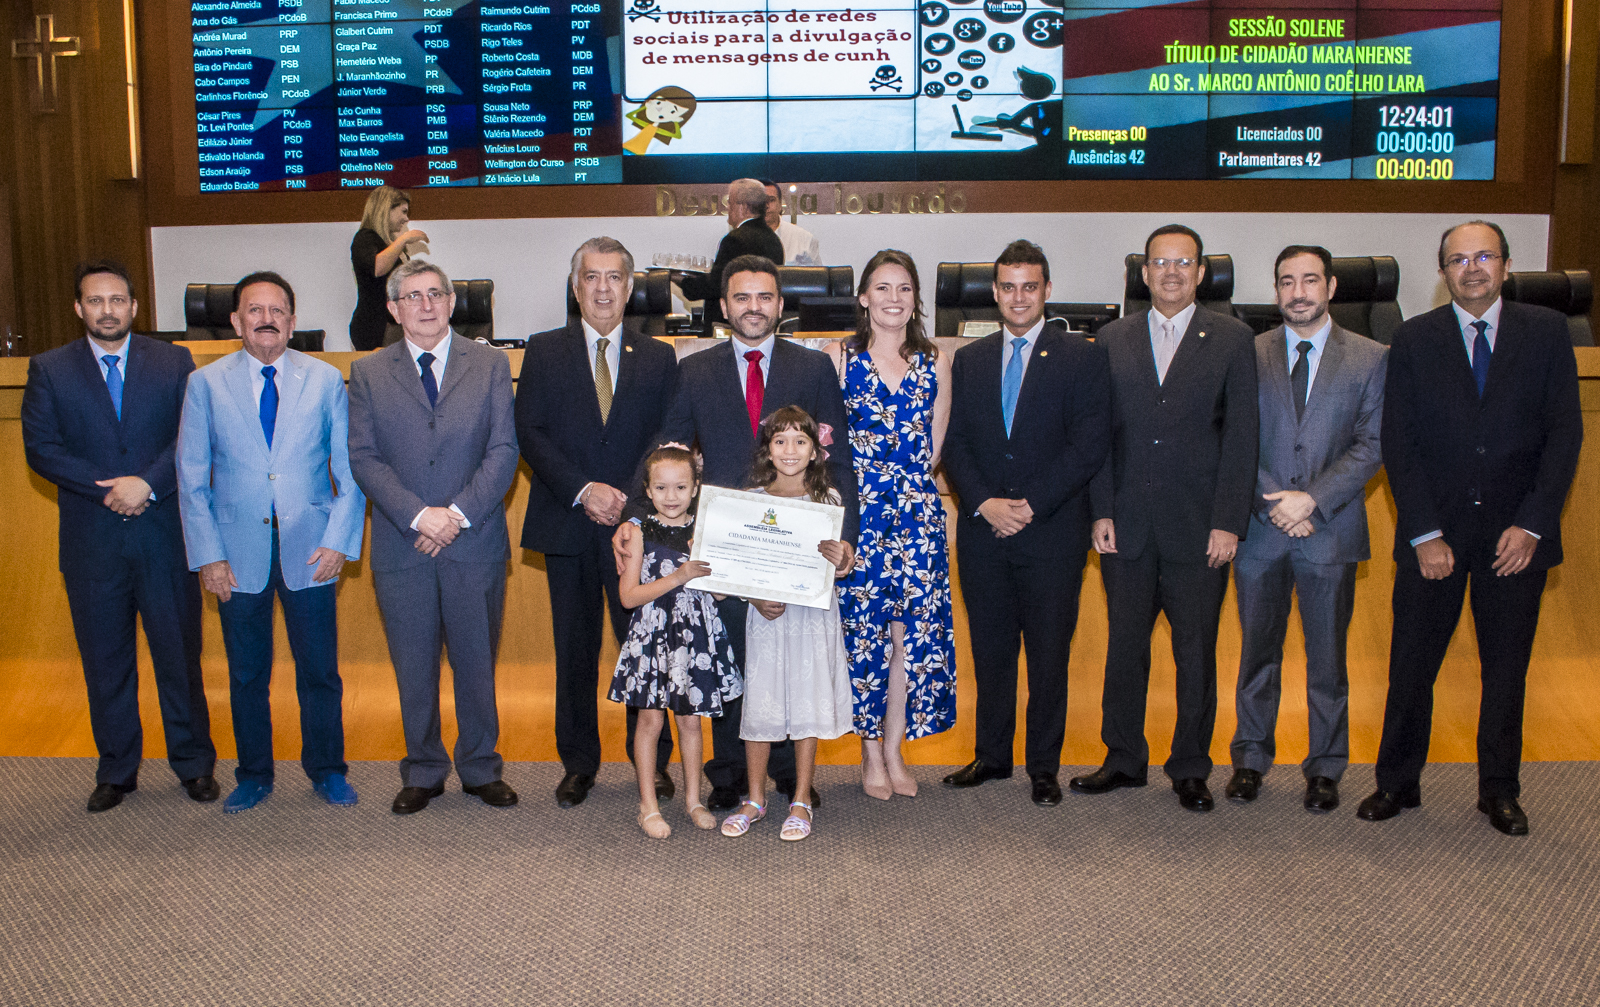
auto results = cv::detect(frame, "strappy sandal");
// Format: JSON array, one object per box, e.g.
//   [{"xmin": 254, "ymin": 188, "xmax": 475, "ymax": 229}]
[
  {"xmin": 687, "ymin": 803, "xmax": 717, "ymax": 830},
  {"xmin": 720, "ymin": 799, "xmax": 766, "ymax": 837},
  {"xmin": 780, "ymin": 801, "xmax": 813, "ymax": 842},
  {"xmin": 637, "ymin": 807, "xmax": 671, "ymax": 839}
]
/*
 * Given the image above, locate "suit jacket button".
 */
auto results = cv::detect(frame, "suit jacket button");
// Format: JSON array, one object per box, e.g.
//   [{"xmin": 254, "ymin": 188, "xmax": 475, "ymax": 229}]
[
  {"xmin": 1294, "ymin": 444, "xmax": 1303, "ymax": 453},
  {"xmin": 1005, "ymin": 453, "xmax": 1013, "ymax": 461},
  {"xmin": 1477, "ymin": 446, "xmax": 1486, "ymax": 455},
  {"xmin": 262, "ymin": 518, "xmax": 270, "ymax": 525},
  {"xmin": 429, "ymin": 421, "xmax": 435, "ymax": 429},
  {"xmin": 120, "ymin": 447, "xmax": 128, "ymax": 455},
  {"xmin": 268, "ymin": 473, "xmax": 276, "ymax": 480},
  {"xmin": 429, "ymin": 460, "xmax": 435, "ymax": 466}
]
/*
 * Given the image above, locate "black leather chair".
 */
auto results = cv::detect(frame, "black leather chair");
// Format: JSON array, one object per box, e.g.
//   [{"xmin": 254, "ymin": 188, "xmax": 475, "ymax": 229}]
[
  {"xmin": 564, "ymin": 268, "xmax": 685, "ymax": 337},
  {"xmin": 933, "ymin": 262, "xmax": 1000, "ymax": 339},
  {"xmin": 1123, "ymin": 254, "xmax": 1235, "ymax": 318},
  {"xmin": 449, "ymin": 278, "xmax": 495, "ymax": 342},
  {"xmin": 1502, "ymin": 269, "xmax": 1594, "ymax": 346},
  {"xmin": 1231, "ymin": 304, "xmax": 1283, "ymax": 335},
  {"xmin": 1329, "ymin": 255, "xmax": 1403, "ymax": 344},
  {"xmin": 777, "ymin": 265, "xmax": 854, "ymax": 332},
  {"xmin": 183, "ymin": 282, "xmax": 325, "ymax": 350}
]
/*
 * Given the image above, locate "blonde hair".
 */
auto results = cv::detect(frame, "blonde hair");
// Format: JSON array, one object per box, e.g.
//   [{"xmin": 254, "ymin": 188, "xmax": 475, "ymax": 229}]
[{"xmin": 360, "ymin": 185, "xmax": 410, "ymax": 241}]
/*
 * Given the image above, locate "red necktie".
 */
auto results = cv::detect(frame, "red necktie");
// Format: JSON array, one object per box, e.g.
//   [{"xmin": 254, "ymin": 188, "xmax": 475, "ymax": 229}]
[{"xmin": 744, "ymin": 349, "xmax": 765, "ymax": 438}]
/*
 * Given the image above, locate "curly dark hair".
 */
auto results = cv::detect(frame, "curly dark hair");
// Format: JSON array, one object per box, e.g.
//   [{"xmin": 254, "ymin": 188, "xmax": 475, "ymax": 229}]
[
  {"xmin": 746, "ymin": 405, "xmax": 834, "ymax": 503},
  {"xmin": 849, "ymin": 248, "xmax": 935, "ymax": 362}
]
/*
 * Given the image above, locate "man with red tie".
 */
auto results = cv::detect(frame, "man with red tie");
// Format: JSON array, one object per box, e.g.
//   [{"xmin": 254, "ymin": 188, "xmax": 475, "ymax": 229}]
[{"xmin": 615, "ymin": 254, "xmax": 857, "ymax": 812}]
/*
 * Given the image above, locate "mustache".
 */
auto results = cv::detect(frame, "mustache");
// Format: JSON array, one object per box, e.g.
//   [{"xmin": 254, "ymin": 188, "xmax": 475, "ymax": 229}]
[{"xmin": 252, "ymin": 324, "xmax": 281, "ymax": 335}]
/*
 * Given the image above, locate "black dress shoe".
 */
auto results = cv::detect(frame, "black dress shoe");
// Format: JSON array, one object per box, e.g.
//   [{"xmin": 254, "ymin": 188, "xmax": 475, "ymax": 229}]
[
  {"xmin": 1174, "ymin": 777, "xmax": 1215, "ymax": 812},
  {"xmin": 1029, "ymin": 773, "xmax": 1062, "ymax": 807},
  {"xmin": 1304, "ymin": 776, "xmax": 1340, "ymax": 813},
  {"xmin": 941, "ymin": 759, "xmax": 1012, "ymax": 789},
  {"xmin": 1356, "ymin": 788, "xmax": 1421, "ymax": 821},
  {"xmin": 1225, "ymin": 768, "xmax": 1262, "ymax": 803},
  {"xmin": 464, "ymin": 779, "xmax": 519, "ymax": 807},
  {"xmin": 181, "ymin": 776, "xmax": 220, "ymax": 803},
  {"xmin": 706, "ymin": 785, "xmax": 741, "ymax": 812},
  {"xmin": 1478, "ymin": 796, "xmax": 1529, "ymax": 836},
  {"xmin": 654, "ymin": 770, "xmax": 676, "ymax": 800},
  {"xmin": 1068, "ymin": 765, "xmax": 1147, "ymax": 794},
  {"xmin": 391, "ymin": 783, "xmax": 445, "ymax": 815},
  {"xmin": 773, "ymin": 778, "xmax": 823, "ymax": 809},
  {"xmin": 555, "ymin": 773, "xmax": 595, "ymax": 809},
  {"xmin": 87, "ymin": 782, "xmax": 134, "ymax": 813}
]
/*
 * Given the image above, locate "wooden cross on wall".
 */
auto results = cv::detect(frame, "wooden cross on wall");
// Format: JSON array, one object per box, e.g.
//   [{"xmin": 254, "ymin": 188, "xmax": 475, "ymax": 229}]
[{"xmin": 12, "ymin": 15, "xmax": 79, "ymax": 114}]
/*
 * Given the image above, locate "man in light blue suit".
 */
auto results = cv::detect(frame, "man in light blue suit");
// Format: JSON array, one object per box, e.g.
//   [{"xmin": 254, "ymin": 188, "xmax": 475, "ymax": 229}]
[{"xmin": 178, "ymin": 272, "xmax": 366, "ymax": 813}]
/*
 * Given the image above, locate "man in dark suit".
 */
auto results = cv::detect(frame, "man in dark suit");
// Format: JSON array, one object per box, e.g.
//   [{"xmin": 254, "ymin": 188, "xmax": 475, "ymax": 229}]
[
  {"xmin": 1360, "ymin": 220, "xmax": 1581, "ymax": 836},
  {"xmin": 517, "ymin": 237, "xmax": 679, "ymax": 809},
  {"xmin": 348, "ymin": 259, "xmax": 522, "ymax": 815},
  {"xmin": 940, "ymin": 240, "xmax": 1111, "ymax": 806},
  {"xmin": 21, "ymin": 260, "xmax": 218, "ymax": 812},
  {"xmin": 679, "ymin": 179, "xmax": 784, "ymax": 335},
  {"xmin": 1227, "ymin": 246, "xmax": 1387, "ymax": 814},
  {"xmin": 1072, "ymin": 224, "xmax": 1258, "ymax": 812},
  {"xmin": 616, "ymin": 254, "xmax": 857, "ymax": 812}
]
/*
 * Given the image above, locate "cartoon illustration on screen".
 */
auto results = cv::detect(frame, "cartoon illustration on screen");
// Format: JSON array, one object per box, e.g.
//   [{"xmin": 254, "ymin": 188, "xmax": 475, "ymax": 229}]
[
  {"xmin": 973, "ymin": 66, "xmax": 1061, "ymax": 155},
  {"xmin": 623, "ymin": 87, "xmax": 697, "ymax": 155}
]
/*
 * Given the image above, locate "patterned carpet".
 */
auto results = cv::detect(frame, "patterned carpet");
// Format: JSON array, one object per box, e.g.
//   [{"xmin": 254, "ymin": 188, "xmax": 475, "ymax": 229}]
[{"xmin": 1, "ymin": 757, "xmax": 1597, "ymax": 1006}]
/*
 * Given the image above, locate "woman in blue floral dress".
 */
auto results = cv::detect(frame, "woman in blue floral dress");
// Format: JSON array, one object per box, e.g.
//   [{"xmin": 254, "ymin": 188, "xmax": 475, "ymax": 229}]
[{"xmin": 826, "ymin": 249, "xmax": 955, "ymax": 799}]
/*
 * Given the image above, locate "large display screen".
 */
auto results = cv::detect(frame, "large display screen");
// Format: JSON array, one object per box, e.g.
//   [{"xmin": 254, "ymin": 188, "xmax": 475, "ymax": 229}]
[{"xmin": 188, "ymin": 0, "xmax": 1500, "ymax": 189}]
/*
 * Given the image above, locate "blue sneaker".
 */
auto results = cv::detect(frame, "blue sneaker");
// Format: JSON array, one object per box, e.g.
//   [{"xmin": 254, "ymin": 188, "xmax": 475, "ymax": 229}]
[
  {"xmin": 314, "ymin": 773, "xmax": 358, "ymax": 807},
  {"xmin": 223, "ymin": 781, "xmax": 272, "ymax": 814}
]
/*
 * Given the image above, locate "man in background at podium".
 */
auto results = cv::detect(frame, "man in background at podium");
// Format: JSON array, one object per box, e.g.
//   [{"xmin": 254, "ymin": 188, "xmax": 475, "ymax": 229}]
[
  {"xmin": 21, "ymin": 260, "xmax": 218, "ymax": 813},
  {"xmin": 761, "ymin": 180, "xmax": 822, "ymax": 266},
  {"xmin": 1361, "ymin": 221, "xmax": 1582, "ymax": 836},
  {"xmin": 517, "ymin": 238, "xmax": 679, "ymax": 809},
  {"xmin": 680, "ymin": 179, "xmax": 784, "ymax": 335},
  {"xmin": 176, "ymin": 272, "xmax": 366, "ymax": 814}
]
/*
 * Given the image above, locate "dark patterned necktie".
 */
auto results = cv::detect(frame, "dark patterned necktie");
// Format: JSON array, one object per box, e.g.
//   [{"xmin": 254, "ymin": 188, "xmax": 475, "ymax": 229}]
[{"xmin": 1291, "ymin": 341, "xmax": 1313, "ymax": 422}]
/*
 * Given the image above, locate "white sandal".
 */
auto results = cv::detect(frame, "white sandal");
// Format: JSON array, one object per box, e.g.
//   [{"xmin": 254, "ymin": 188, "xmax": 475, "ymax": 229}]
[
  {"xmin": 720, "ymin": 799, "xmax": 766, "ymax": 837},
  {"xmin": 780, "ymin": 801, "xmax": 813, "ymax": 842}
]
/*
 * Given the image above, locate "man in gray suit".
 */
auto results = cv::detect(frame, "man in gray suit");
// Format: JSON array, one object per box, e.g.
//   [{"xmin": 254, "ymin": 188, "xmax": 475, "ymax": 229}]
[
  {"xmin": 348, "ymin": 259, "xmax": 521, "ymax": 815},
  {"xmin": 1226, "ymin": 245, "xmax": 1386, "ymax": 813}
]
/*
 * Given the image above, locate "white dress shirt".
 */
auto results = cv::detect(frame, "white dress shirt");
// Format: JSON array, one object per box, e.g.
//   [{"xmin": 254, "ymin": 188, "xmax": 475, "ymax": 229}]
[
  {"xmin": 1452, "ymin": 296, "xmax": 1503, "ymax": 356},
  {"xmin": 581, "ymin": 318, "xmax": 622, "ymax": 393},
  {"xmin": 733, "ymin": 333, "xmax": 777, "ymax": 396},
  {"xmin": 1148, "ymin": 302, "xmax": 1198, "ymax": 384},
  {"xmin": 402, "ymin": 335, "xmax": 469, "ymax": 529},
  {"xmin": 776, "ymin": 220, "xmax": 822, "ymax": 266}
]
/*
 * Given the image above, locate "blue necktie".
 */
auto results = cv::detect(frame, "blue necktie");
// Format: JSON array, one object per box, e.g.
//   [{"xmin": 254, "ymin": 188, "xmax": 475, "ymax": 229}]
[
  {"xmin": 418, "ymin": 352, "xmax": 439, "ymax": 409},
  {"xmin": 259, "ymin": 365, "xmax": 278, "ymax": 449},
  {"xmin": 102, "ymin": 355, "xmax": 123, "ymax": 420},
  {"xmin": 1470, "ymin": 320, "xmax": 1491, "ymax": 396},
  {"xmin": 1001, "ymin": 336, "xmax": 1026, "ymax": 437}
]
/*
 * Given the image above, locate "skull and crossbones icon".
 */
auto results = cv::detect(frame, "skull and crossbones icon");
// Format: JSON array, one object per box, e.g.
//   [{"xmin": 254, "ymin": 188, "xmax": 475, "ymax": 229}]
[
  {"xmin": 626, "ymin": 0, "xmax": 661, "ymax": 22},
  {"xmin": 869, "ymin": 64, "xmax": 902, "ymax": 92}
]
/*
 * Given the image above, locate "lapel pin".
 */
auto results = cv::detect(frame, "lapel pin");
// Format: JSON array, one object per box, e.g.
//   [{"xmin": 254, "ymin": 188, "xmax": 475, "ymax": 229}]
[
  {"xmin": 1199, "ymin": 331, "xmax": 1206, "ymax": 338},
  {"xmin": 1039, "ymin": 350, "xmax": 1048, "ymax": 357},
  {"xmin": 625, "ymin": 345, "xmax": 633, "ymax": 352}
]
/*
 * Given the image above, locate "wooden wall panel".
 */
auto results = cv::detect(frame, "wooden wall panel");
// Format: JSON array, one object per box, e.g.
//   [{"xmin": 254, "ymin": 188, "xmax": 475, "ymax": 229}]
[{"xmin": 1, "ymin": 0, "xmax": 151, "ymax": 352}]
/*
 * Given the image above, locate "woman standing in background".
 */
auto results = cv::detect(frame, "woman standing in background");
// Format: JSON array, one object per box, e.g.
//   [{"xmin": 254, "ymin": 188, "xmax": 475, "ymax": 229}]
[{"xmin": 349, "ymin": 186, "xmax": 428, "ymax": 350}]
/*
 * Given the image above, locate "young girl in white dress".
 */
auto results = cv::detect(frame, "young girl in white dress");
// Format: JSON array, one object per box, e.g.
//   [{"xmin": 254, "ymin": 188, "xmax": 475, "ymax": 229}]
[
  {"xmin": 720, "ymin": 407, "xmax": 855, "ymax": 842},
  {"xmin": 611, "ymin": 446, "xmax": 742, "ymax": 839}
]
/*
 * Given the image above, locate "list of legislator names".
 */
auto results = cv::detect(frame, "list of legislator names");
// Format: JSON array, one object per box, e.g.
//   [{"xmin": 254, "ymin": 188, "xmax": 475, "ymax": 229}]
[{"xmin": 192, "ymin": 0, "xmax": 623, "ymax": 190}]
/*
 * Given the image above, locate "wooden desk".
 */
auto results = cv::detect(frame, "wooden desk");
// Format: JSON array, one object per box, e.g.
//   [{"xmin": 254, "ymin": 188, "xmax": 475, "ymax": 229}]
[{"xmin": 2, "ymin": 346, "xmax": 1599, "ymax": 767}]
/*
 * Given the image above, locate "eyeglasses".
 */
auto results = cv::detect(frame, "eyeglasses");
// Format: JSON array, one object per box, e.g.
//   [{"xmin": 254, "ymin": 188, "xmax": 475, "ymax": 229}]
[
  {"xmin": 397, "ymin": 289, "xmax": 449, "ymax": 304},
  {"xmin": 1444, "ymin": 252, "xmax": 1503, "ymax": 270},
  {"xmin": 1147, "ymin": 257, "xmax": 1198, "ymax": 270}
]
